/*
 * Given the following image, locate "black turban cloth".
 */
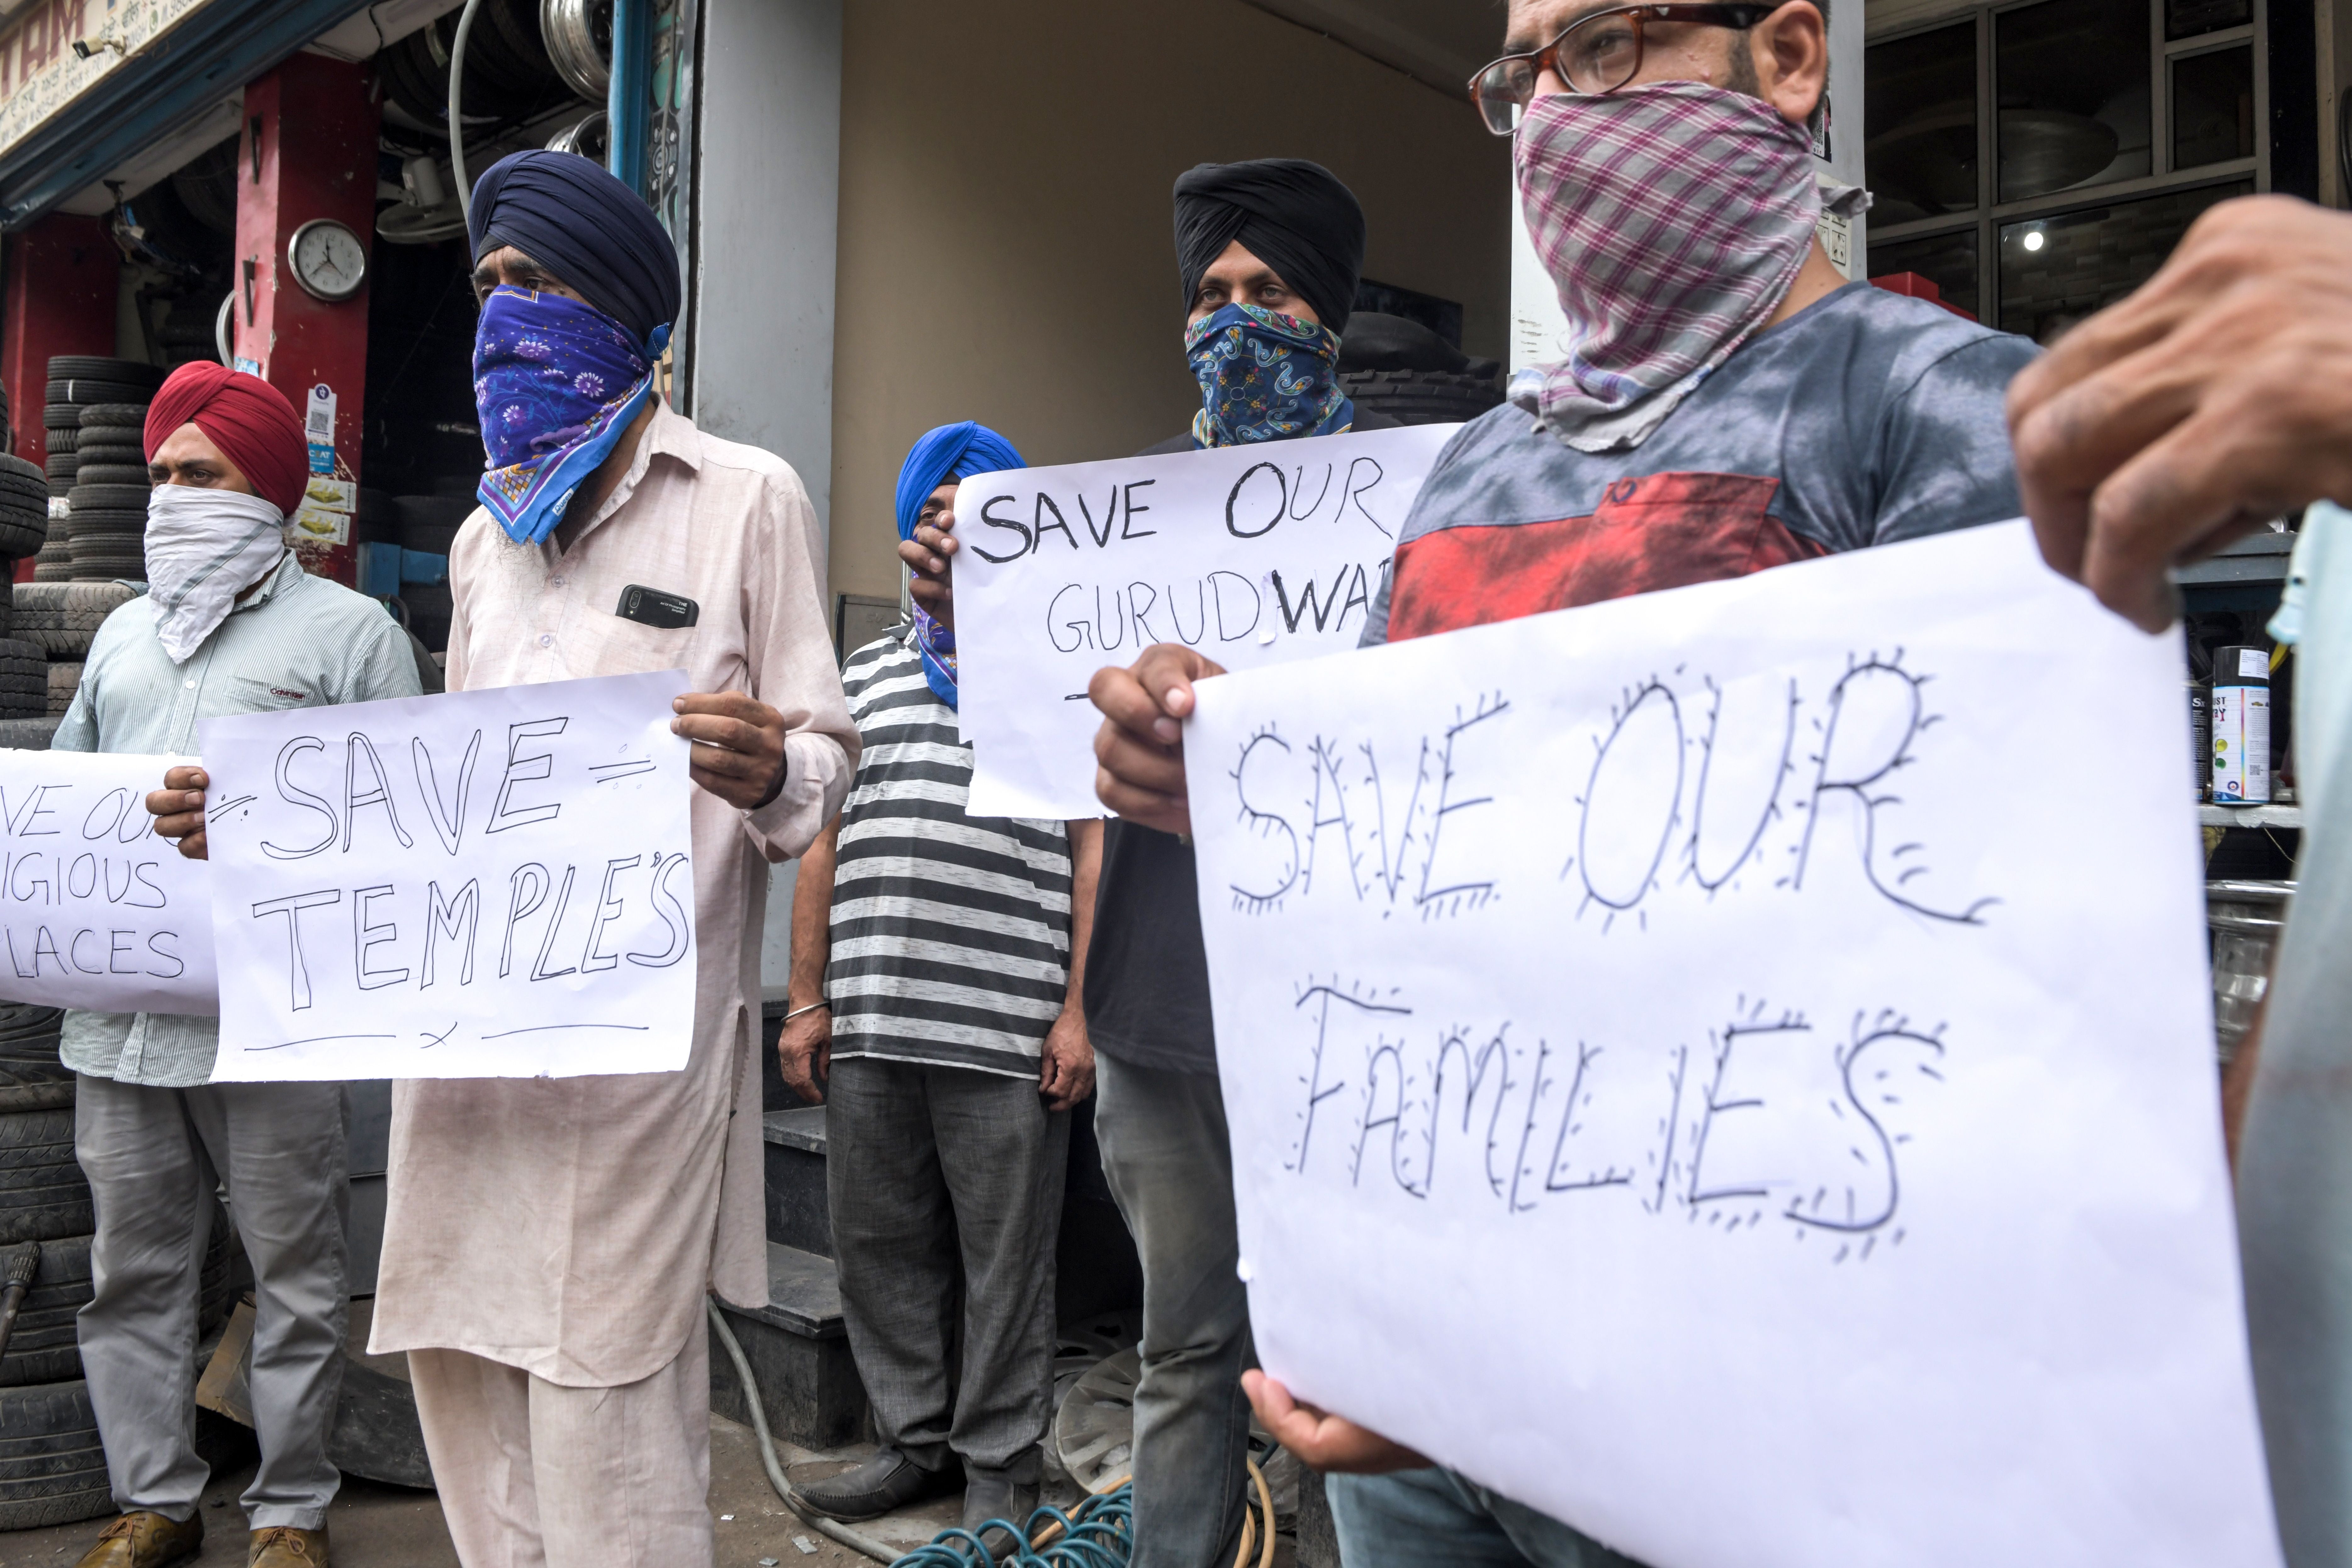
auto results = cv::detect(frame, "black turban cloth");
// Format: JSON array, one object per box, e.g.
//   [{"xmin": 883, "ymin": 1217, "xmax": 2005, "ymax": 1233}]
[
  {"xmin": 1172, "ymin": 159, "xmax": 1366, "ymax": 335},
  {"xmin": 469, "ymin": 150, "xmax": 682, "ymax": 345}
]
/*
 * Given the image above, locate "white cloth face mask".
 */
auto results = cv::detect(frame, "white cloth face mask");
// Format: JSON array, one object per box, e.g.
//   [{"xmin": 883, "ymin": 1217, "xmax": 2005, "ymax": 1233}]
[{"xmin": 143, "ymin": 484, "xmax": 287, "ymax": 664}]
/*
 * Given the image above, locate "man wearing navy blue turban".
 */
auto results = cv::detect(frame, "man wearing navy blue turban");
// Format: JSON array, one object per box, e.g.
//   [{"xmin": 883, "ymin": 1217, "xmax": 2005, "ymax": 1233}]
[
  {"xmin": 373, "ymin": 149, "xmax": 859, "ymax": 1568},
  {"xmin": 779, "ymin": 424, "xmax": 1101, "ymax": 1554}
]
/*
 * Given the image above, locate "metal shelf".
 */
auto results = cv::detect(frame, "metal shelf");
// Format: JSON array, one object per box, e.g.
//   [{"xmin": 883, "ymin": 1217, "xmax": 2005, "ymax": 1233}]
[
  {"xmin": 2200, "ymin": 803, "xmax": 2303, "ymax": 830},
  {"xmin": 2179, "ymin": 530, "xmax": 2294, "ymax": 587}
]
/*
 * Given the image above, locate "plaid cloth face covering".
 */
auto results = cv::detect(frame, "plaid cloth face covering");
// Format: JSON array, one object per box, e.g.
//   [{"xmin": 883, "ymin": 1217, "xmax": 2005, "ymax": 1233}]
[{"xmin": 1512, "ymin": 80, "xmax": 1828, "ymax": 453}]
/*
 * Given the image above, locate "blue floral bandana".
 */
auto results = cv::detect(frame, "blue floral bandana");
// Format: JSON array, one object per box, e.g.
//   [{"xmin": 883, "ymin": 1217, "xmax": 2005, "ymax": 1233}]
[
  {"xmin": 1185, "ymin": 302, "xmax": 1353, "ymax": 448},
  {"xmin": 474, "ymin": 286, "xmax": 671, "ymax": 546}
]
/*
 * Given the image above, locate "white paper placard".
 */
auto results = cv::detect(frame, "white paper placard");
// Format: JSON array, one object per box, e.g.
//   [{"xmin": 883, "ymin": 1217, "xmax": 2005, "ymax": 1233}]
[
  {"xmin": 200, "ymin": 672, "xmax": 699, "ymax": 1081},
  {"xmin": 1182, "ymin": 520, "xmax": 2280, "ymax": 1567},
  {"xmin": 0, "ymin": 750, "xmax": 217, "ymax": 1015},
  {"xmin": 950, "ymin": 424, "xmax": 1456, "ymax": 819}
]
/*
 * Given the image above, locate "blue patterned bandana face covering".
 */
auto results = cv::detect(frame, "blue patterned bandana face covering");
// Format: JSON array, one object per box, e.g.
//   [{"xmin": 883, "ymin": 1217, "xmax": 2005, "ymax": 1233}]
[
  {"xmin": 474, "ymin": 286, "xmax": 671, "ymax": 546},
  {"xmin": 1184, "ymin": 302, "xmax": 1352, "ymax": 448}
]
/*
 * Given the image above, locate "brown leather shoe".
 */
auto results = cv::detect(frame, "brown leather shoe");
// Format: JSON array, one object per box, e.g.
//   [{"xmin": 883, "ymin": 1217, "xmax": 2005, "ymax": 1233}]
[
  {"xmin": 249, "ymin": 1525, "xmax": 329, "ymax": 1566},
  {"xmin": 73, "ymin": 1510, "xmax": 204, "ymax": 1568}
]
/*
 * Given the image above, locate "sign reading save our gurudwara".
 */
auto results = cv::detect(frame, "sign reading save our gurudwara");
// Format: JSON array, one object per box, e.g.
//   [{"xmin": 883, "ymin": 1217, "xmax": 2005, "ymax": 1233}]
[{"xmin": 0, "ymin": 0, "xmax": 215, "ymax": 160}]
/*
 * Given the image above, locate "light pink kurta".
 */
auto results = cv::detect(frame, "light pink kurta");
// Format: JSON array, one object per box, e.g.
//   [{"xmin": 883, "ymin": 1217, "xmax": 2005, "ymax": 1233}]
[{"xmin": 370, "ymin": 403, "xmax": 855, "ymax": 1386}]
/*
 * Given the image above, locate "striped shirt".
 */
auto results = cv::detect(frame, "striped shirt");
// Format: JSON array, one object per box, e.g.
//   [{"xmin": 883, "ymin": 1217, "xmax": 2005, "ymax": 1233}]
[{"xmin": 828, "ymin": 632, "xmax": 1072, "ymax": 1078}]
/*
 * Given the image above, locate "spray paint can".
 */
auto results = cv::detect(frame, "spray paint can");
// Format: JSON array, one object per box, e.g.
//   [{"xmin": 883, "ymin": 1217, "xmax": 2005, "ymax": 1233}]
[
  {"xmin": 2188, "ymin": 683, "xmax": 2211, "ymax": 801},
  {"xmin": 2210, "ymin": 645, "xmax": 2271, "ymax": 805}
]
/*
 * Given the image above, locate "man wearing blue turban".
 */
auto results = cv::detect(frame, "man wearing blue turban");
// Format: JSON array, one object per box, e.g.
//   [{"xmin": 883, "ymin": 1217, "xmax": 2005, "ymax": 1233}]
[
  {"xmin": 778, "ymin": 423, "xmax": 1099, "ymax": 1553},
  {"xmin": 371, "ymin": 149, "xmax": 859, "ymax": 1568}
]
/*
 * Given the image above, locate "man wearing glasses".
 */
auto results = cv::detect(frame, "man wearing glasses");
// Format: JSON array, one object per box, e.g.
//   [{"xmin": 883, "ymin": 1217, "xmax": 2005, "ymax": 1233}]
[{"xmin": 1090, "ymin": 1, "xmax": 2037, "ymax": 1563}]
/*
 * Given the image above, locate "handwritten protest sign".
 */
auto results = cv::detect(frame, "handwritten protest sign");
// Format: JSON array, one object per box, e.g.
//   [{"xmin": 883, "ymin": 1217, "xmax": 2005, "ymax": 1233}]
[
  {"xmin": 949, "ymin": 424, "xmax": 1455, "ymax": 818},
  {"xmin": 0, "ymin": 750, "xmax": 216, "ymax": 1014},
  {"xmin": 200, "ymin": 671, "xmax": 697, "ymax": 1081},
  {"xmin": 1183, "ymin": 520, "xmax": 2279, "ymax": 1567}
]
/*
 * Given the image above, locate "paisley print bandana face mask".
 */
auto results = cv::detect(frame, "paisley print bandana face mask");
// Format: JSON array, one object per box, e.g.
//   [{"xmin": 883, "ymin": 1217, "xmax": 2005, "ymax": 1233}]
[
  {"xmin": 1184, "ymin": 302, "xmax": 1353, "ymax": 448},
  {"xmin": 473, "ymin": 286, "xmax": 671, "ymax": 546},
  {"xmin": 1511, "ymin": 81, "xmax": 1830, "ymax": 453}
]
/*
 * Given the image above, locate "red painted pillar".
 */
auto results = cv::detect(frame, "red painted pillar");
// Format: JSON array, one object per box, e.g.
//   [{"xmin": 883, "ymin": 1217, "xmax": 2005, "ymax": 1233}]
[
  {"xmin": 232, "ymin": 53, "xmax": 379, "ymax": 586},
  {"xmin": 1, "ymin": 214, "xmax": 117, "ymax": 582},
  {"xmin": 1, "ymin": 213, "xmax": 118, "ymax": 466}
]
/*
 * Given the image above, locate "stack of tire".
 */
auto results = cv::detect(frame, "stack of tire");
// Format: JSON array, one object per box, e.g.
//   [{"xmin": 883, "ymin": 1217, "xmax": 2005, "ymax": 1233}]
[
  {"xmin": 59, "ymin": 376, "xmax": 160, "ymax": 586},
  {"xmin": 1336, "ymin": 312, "xmax": 1506, "ymax": 427},
  {"xmin": 0, "ymin": 1003, "xmax": 232, "ymax": 1529},
  {"xmin": 13, "ymin": 582, "xmax": 138, "ymax": 729},
  {"xmin": 0, "ymin": 461, "xmax": 52, "ymax": 740}
]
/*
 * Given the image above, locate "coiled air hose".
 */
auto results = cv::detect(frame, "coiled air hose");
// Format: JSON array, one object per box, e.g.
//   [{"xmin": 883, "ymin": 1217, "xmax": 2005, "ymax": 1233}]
[{"xmin": 708, "ymin": 1298, "xmax": 1278, "ymax": 1568}]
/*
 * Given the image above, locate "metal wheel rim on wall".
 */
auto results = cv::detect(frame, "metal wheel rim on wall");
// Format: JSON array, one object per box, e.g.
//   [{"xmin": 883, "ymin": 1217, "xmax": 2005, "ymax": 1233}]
[{"xmin": 539, "ymin": 0, "xmax": 612, "ymax": 99}]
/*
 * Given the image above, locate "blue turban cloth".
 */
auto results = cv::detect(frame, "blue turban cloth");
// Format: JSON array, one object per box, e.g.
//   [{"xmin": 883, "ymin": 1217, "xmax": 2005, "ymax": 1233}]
[
  {"xmin": 468, "ymin": 150, "xmax": 681, "ymax": 342},
  {"xmin": 894, "ymin": 422, "xmax": 1026, "ymax": 708}
]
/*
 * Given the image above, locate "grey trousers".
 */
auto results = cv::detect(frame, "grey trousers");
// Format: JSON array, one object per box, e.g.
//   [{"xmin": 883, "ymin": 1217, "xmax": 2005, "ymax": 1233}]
[
  {"xmin": 74, "ymin": 1074, "xmax": 349, "ymax": 1530},
  {"xmin": 825, "ymin": 1056, "xmax": 1068, "ymax": 1481},
  {"xmin": 1091, "ymin": 1053, "xmax": 1252, "ymax": 1568}
]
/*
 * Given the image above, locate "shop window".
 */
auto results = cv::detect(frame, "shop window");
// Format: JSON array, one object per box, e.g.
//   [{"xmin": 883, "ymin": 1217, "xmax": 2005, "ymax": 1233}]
[
  {"xmin": 1996, "ymin": 0, "xmax": 2154, "ymax": 201},
  {"xmin": 1865, "ymin": 22, "xmax": 1979, "ymax": 225},
  {"xmin": 1867, "ymin": 0, "xmax": 2268, "ymax": 342},
  {"xmin": 2166, "ymin": 0, "xmax": 2252, "ymax": 39},
  {"xmin": 2173, "ymin": 45, "xmax": 2256, "ymax": 166},
  {"xmin": 1997, "ymin": 181, "xmax": 2252, "ymax": 339},
  {"xmin": 1866, "ymin": 229, "xmax": 1981, "ymax": 318}
]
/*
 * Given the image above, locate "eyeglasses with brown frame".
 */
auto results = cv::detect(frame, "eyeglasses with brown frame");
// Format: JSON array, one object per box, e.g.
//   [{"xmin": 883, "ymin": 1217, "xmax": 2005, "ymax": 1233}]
[{"xmin": 1467, "ymin": 3, "xmax": 1786, "ymax": 134}]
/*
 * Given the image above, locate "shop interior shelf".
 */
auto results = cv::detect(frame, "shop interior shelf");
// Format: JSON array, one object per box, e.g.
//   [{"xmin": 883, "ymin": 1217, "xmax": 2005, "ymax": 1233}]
[{"xmin": 2199, "ymin": 802, "xmax": 2303, "ymax": 830}]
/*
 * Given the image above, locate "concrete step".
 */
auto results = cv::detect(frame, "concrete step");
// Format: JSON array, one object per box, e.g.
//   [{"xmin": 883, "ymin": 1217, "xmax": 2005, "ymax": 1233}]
[
  {"xmin": 763, "ymin": 1106, "xmax": 831, "ymax": 1256},
  {"xmin": 710, "ymin": 1240, "xmax": 867, "ymax": 1449}
]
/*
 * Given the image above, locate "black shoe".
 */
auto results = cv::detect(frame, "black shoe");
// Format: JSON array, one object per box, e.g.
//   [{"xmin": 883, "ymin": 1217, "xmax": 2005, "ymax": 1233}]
[
  {"xmin": 960, "ymin": 1474, "xmax": 1040, "ymax": 1562},
  {"xmin": 795, "ymin": 1449, "xmax": 963, "ymax": 1522}
]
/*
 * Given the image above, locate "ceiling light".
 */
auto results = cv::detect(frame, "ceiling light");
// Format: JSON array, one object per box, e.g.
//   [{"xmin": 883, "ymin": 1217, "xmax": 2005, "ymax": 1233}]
[{"xmin": 2023, "ymin": 230, "xmax": 2046, "ymax": 252}]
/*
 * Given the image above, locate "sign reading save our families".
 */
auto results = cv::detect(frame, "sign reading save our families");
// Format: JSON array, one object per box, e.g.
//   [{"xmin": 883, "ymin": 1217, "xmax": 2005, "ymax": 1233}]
[
  {"xmin": 1182, "ymin": 521, "xmax": 2281, "ymax": 1567},
  {"xmin": 0, "ymin": 749, "xmax": 218, "ymax": 1015},
  {"xmin": 199, "ymin": 672, "xmax": 698, "ymax": 1081},
  {"xmin": 948, "ymin": 424, "xmax": 1456, "ymax": 819}
]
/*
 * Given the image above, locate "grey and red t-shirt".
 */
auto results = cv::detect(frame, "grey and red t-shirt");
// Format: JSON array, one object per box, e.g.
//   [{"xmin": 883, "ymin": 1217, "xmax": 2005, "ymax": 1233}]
[
  {"xmin": 1364, "ymin": 281, "xmax": 2037, "ymax": 647},
  {"xmin": 1086, "ymin": 282, "xmax": 2037, "ymax": 1076}
]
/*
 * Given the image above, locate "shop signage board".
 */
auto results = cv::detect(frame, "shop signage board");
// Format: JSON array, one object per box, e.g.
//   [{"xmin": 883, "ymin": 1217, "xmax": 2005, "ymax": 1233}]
[
  {"xmin": 1182, "ymin": 520, "xmax": 2281, "ymax": 1567},
  {"xmin": 0, "ymin": 0, "xmax": 216, "ymax": 162},
  {"xmin": 200, "ymin": 671, "xmax": 699, "ymax": 1082},
  {"xmin": 948, "ymin": 424, "xmax": 1456, "ymax": 820},
  {"xmin": 0, "ymin": 748, "xmax": 216, "ymax": 1015}
]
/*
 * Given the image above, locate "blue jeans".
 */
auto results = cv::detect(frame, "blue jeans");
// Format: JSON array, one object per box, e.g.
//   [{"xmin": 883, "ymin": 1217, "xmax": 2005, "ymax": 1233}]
[
  {"xmin": 1330, "ymin": 1469, "xmax": 1649, "ymax": 1568},
  {"xmin": 1091, "ymin": 1052, "xmax": 1253, "ymax": 1568}
]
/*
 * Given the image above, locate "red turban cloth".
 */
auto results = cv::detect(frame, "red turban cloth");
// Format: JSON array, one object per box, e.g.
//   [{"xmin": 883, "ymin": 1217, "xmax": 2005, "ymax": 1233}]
[{"xmin": 142, "ymin": 363, "xmax": 308, "ymax": 519}]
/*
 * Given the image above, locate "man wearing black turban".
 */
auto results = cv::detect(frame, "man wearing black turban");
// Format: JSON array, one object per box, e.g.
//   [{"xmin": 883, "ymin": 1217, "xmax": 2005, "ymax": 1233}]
[
  {"xmin": 1171, "ymin": 157, "xmax": 1365, "ymax": 338},
  {"xmin": 372, "ymin": 150, "xmax": 859, "ymax": 1568}
]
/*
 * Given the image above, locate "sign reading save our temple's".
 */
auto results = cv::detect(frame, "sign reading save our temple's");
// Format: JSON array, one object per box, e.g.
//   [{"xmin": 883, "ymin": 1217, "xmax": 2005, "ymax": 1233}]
[{"xmin": 199, "ymin": 671, "xmax": 699, "ymax": 1081}]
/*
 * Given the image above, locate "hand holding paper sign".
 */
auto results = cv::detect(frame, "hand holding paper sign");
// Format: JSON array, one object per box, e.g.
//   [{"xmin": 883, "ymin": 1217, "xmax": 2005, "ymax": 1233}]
[
  {"xmin": 1088, "ymin": 643, "xmax": 1224, "ymax": 836},
  {"xmin": 147, "ymin": 765, "xmax": 211, "ymax": 860},
  {"xmin": 668, "ymin": 691, "xmax": 788, "ymax": 809},
  {"xmin": 1241, "ymin": 1371, "xmax": 1425, "ymax": 1475}
]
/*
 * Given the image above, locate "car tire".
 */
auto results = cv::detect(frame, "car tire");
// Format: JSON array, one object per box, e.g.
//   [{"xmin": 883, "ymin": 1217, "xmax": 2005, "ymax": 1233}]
[
  {"xmin": 0, "ymin": 1379, "xmax": 112, "ymax": 1530},
  {"xmin": 0, "ymin": 1109, "xmax": 91, "ymax": 1244}
]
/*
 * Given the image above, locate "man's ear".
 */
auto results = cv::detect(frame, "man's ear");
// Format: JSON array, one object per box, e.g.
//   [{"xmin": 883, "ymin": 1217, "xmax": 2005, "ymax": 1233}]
[{"xmin": 1751, "ymin": 0, "xmax": 1828, "ymax": 130}]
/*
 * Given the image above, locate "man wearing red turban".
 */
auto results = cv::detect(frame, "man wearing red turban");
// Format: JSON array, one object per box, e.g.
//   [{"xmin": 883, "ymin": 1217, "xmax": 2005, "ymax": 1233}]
[{"xmin": 54, "ymin": 362, "xmax": 423, "ymax": 1568}]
